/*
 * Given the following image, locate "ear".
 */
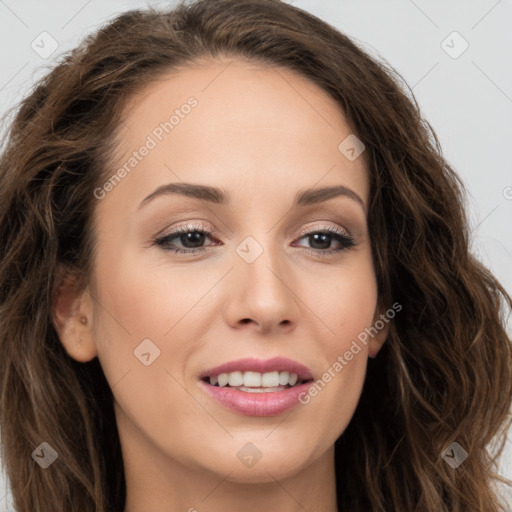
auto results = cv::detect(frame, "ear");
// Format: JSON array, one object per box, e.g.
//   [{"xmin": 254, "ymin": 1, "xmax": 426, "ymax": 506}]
[
  {"xmin": 51, "ymin": 266, "xmax": 97, "ymax": 363},
  {"xmin": 368, "ymin": 299, "xmax": 391, "ymax": 359}
]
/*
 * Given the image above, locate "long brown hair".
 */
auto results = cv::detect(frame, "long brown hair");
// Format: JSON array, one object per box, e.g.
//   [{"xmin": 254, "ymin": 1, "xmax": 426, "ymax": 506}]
[{"xmin": 1, "ymin": 1, "xmax": 511, "ymax": 510}]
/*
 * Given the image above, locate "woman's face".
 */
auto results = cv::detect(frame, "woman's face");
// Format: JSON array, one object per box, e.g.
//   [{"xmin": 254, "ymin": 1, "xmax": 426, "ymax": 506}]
[{"xmin": 57, "ymin": 57, "xmax": 388, "ymax": 484}]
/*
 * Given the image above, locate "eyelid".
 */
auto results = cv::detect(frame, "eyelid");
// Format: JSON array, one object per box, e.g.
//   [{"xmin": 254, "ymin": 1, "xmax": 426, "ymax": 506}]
[
  {"xmin": 153, "ymin": 220, "xmax": 358, "ymax": 258},
  {"xmin": 156, "ymin": 220, "xmax": 352, "ymax": 241},
  {"xmin": 295, "ymin": 221, "xmax": 352, "ymax": 238},
  {"xmin": 157, "ymin": 221, "xmax": 215, "ymax": 239}
]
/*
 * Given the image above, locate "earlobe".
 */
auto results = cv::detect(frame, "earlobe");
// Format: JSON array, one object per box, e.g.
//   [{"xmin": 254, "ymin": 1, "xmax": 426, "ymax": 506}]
[
  {"xmin": 51, "ymin": 267, "xmax": 97, "ymax": 363},
  {"xmin": 368, "ymin": 302, "xmax": 391, "ymax": 359}
]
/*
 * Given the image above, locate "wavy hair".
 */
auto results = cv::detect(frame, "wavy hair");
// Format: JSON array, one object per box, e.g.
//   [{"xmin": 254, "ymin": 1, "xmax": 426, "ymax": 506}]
[{"xmin": 0, "ymin": 0, "xmax": 511, "ymax": 510}]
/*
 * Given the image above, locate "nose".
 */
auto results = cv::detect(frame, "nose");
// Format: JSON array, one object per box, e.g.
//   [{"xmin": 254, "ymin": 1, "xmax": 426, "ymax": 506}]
[{"xmin": 223, "ymin": 238, "xmax": 299, "ymax": 336}]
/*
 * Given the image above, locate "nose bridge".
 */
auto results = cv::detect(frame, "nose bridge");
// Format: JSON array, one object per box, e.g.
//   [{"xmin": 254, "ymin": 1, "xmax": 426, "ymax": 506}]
[
  {"xmin": 235, "ymin": 230, "xmax": 288, "ymax": 295},
  {"xmin": 229, "ymin": 229, "xmax": 296, "ymax": 330}
]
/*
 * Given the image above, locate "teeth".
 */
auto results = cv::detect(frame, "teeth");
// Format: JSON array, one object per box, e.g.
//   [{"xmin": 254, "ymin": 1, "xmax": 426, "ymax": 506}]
[
  {"xmin": 228, "ymin": 371, "xmax": 243, "ymax": 387},
  {"xmin": 209, "ymin": 370, "xmax": 301, "ymax": 388},
  {"xmin": 278, "ymin": 371, "xmax": 289, "ymax": 385},
  {"xmin": 243, "ymin": 371, "xmax": 261, "ymax": 387},
  {"xmin": 261, "ymin": 371, "xmax": 280, "ymax": 387},
  {"xmin": 235, "ymin": 385, "xmax": 288, "ymax": 393},
  {"xmin": 217, "ymin": 373, "xmax": 229, "ymax": 387}
]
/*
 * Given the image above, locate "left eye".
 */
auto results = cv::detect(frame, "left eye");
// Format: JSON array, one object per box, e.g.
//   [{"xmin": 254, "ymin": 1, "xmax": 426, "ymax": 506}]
[{"xmin": 154, "ymin": 225, "xmax": 357, "ymax": 256}]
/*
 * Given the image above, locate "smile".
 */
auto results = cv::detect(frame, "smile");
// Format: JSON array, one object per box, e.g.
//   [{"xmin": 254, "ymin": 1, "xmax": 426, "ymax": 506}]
[
  {"xmin": 199, "ymin": 357, "xmax": 314, "ymax": 416},
  {"xmin": 204, "ymin": 370, "xmax": 306, "ymax": 391}
]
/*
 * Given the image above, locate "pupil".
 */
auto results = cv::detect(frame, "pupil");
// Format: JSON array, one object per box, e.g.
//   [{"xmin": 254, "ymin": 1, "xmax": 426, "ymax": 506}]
[
  {"xmin": 310, "ymin": 233, "xmax": 330, "ymax": 250},
  {"xmin": 182, "ymin": 232, "xmax": 204, "ymax": 248},
  {"xmin": 181, "ymin": 232, "xmax": 332, "ymax": 250}
]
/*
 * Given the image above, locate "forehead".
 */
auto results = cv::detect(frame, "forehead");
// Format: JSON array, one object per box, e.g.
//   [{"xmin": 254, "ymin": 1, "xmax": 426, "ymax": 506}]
[{"xmin": 98, "ymin": 57, "xmax": 369, "ymax": 216}]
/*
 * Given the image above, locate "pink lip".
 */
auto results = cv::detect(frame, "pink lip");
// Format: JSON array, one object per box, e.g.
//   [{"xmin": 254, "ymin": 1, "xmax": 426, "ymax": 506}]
[
  {"xmin": 199, "ymin": 380, "xmax": 313, "ymax": 416},
  {"xmin": 198, "ymin": 357, "xmax": 314, "ymax": 417},
  {"xmin": 199, "ymin": 356, "xmax": 314, "ymax": 381}
]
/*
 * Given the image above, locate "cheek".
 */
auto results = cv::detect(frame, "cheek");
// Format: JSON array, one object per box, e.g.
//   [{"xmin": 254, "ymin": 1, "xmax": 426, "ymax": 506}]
[
  {"xmin": 92, "ymin": 233, "xmax": 378, "ymax": 371},
  {"xmin": 307, "ymin": 255, "xmax": 377, "ymax": 411},
  {"xmin": 93, "ymin": 245, "xmax": 208, "ymax": 338},
  {"xmin": 319, "ymin": 254, "xmax": 378, "ymax": 350},
  {"xmin": 89, "ymin": 245, "xmax": 213, "ymax": 384},
  {"xmin": 89, "ymin": 252, "xmax": 196, "ymax": 433}
]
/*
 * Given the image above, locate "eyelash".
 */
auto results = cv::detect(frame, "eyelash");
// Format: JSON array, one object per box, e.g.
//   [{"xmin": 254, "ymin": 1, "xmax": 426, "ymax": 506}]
[{"xmin": 153, "ymin": 222, "xmax": 357, "ymax": 258}]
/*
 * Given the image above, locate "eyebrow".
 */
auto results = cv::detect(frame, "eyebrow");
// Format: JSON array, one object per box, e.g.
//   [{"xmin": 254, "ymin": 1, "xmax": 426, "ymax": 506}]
[{"xmin": 138, "ymin": 182, "xmax": 365, "ymax": 211}]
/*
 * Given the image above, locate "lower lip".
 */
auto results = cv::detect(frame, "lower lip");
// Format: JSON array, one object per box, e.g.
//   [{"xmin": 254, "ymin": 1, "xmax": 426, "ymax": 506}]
[{"xmin": 199, "ymin": 379, "xmax": 313, "ymax": 416}]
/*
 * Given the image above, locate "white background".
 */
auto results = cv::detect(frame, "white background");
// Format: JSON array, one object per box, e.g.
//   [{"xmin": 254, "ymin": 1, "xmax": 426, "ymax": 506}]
[{"xmin": 0, "ymin": 0, "xmax": 511, "ymax": 510}]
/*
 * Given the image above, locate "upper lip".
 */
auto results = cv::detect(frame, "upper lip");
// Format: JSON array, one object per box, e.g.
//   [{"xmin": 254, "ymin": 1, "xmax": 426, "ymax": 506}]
[{"xmin": 199, "ymin": 357, "xmax": 314, "ymax": 381}]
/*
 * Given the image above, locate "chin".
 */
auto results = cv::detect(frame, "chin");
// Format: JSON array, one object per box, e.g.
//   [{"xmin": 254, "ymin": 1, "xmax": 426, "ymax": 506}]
[{"xmin": 200, "ymin": 444, "xmax": 318, "ymax": 484}]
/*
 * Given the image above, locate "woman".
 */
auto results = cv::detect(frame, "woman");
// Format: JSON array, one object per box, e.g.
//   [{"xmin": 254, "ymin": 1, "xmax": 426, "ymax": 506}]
[{"xmin": 0, "ymin": 0, "xmax": 511, "ymax": 511}]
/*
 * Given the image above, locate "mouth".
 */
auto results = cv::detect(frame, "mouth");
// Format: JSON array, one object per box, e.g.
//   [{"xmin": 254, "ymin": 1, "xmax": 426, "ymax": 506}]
[
  {"xmin": 201, "ymin": 370, "xmax": 313, "ymax": 393},
  {"xmin": 198, "ymin": 357, "xmax": 315, "ymax": 416}
]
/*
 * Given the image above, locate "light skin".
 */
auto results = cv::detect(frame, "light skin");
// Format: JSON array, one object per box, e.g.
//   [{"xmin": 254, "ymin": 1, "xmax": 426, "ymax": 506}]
[{"xmin": 52, "ymin": 57, "xmax": 389, "ymax": 512}]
